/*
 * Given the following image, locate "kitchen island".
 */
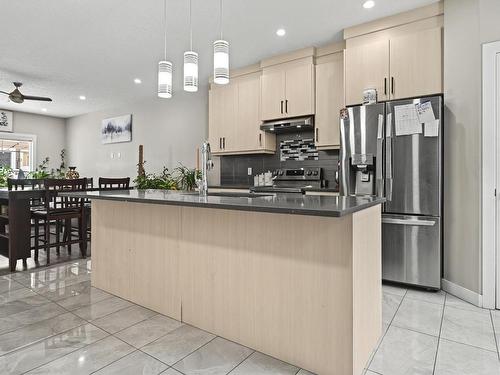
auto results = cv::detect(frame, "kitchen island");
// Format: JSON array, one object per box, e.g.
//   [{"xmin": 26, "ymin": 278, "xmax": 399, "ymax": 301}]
[{"xmin": 66, "ymin": 189, "xmax": 384, "ymax": 375}]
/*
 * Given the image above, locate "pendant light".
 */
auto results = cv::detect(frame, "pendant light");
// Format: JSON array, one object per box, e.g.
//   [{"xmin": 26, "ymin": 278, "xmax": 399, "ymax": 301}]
[
  {"xmin": 158, "ymin": 0, "xmax": 172, "ymax": 98},
  {"xmin": 184, "ymin": 0, "xmax": 198, "ymax": 92},
  {"xmin": 213, "ymin": 0, "xmax": 229, "ymax": 85}
]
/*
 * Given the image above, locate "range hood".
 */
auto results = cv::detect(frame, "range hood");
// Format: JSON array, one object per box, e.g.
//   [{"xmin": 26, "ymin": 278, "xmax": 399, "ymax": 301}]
[{"xmin": 260, "ymin": 116, "xmax": 314, "ymax": 134}]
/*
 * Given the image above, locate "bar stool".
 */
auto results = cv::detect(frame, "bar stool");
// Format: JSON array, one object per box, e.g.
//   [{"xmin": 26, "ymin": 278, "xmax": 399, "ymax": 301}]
[
  {"xmin": 98, "ymin": 177, "xmax": 130, "ymax": 190},
  {"xmin": 32, "ymin": 178, "xmax": 87, "ymax": 264}
]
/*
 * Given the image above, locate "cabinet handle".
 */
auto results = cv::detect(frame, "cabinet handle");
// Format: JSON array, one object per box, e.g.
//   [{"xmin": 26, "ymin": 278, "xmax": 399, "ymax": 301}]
[
  {"xmin": 280, "ymin": 100, "xmax": 283, "ymax": 114},
  {"xmin": 315, "ymin": 128, "xmax": 319, "ymax": 142},
  {"xmin": 223, "ymin": 137, "xmax": 226, "ymax": 149},
  {"xmin": 285, "ymin": 99, "xmax": 288, "ymax": 114},
  {"xmin": 259, "ymin": 133, "xmax": 262, "ymax": 146},
  {"xmin": 219, "ymin": 137, "xmax": 222, "ymax": 149},
  {"xmin": 391, "ymin": 77, "xmax": 394, "ymax": 95},
  {"xmin": 384, "ymin": 78, "xmax": 387, "ymax": 96}
]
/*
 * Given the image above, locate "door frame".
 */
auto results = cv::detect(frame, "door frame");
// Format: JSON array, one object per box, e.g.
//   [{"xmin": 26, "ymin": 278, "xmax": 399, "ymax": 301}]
[{"xmin": 482, "ymin": 40, "xmax": 500, "ymax": 309}]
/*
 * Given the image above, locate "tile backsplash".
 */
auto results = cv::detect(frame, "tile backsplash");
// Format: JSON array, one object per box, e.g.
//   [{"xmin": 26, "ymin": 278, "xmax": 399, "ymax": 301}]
[{"xmin": 220, "ymin": 130, "xmax": 339, "ymax": 189}]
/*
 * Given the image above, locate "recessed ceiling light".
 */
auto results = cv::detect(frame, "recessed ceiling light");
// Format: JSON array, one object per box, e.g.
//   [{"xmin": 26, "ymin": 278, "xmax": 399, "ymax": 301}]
[
  {"xmin": 363, "ymin": 0, "xmax": 375, "ymax": 9},
  {"xmin": 41, "ymin": 108, "xmax": 47, "ymax": 112},
  {"xmin": 134, "ymin": 78, "xmax": 142, "ymax": 84},
  {"xmin": 79, "ymin": 95, "xmax": 86, "ymax": 100},
  {"xmin": 276, "ymin": 28, "xmax": 286, "ymax": 37}
]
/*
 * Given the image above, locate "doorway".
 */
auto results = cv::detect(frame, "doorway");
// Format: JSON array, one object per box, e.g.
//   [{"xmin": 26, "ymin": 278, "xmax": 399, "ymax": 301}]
[{"xmin": 482, "ymin": 40, "xmax": 500, "ymax": 309}]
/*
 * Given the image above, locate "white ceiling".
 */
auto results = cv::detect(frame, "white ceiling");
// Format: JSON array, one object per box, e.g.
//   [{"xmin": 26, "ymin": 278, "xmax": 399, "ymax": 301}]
[{"xmin": 0, "ymin": 0, "xmax": 439, "ymax": 118}]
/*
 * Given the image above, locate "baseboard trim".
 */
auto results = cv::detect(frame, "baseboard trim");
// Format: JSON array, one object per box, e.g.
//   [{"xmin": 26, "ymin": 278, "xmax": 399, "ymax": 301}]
[{"xmin": 441, "ymin": 279, "xmax": 482, "ymax": 307}]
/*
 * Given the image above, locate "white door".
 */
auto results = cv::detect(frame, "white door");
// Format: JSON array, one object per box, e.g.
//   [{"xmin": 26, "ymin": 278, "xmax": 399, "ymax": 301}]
[
  {"xmin": 496, "ymin": 53, "xmax": 500, "ymax": 309},
  {"xmin": 482, "ymin": 41, "xmax": 500, "ymax": 309}
]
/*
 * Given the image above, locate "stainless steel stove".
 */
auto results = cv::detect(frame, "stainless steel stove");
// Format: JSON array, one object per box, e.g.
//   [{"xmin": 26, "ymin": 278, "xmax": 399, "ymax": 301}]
[{"xmin": 251, "ymin": 167, "xmax": 324, "ymax": 194}]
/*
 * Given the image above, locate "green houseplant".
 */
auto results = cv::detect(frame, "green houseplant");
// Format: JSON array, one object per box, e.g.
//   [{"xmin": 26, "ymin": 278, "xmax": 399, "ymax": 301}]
[
  {"xmin": 134, "ymin": 167, "xmax": 178, "ymax": 190},
  {"xmin": 28, "ymin": 157, "xmax": 51, "ymax": 179},
  {"xmin": 0, "ymin": 166, "xmax": 13, "ymax": 188},
  {"xmin": 174, "ymin": 164, "xmax": 201, "ymax": 191}
]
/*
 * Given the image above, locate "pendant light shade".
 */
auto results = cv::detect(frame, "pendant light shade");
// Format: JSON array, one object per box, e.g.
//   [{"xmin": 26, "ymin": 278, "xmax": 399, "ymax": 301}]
[
  {"xmin": 158, "ymin": 0, "xmax": 172, "ymax": 98},
  {"xmin": 213, "ymin": 40, "xmax": 229, "ymax": 85},
  {"xmin": 158, "ymin": 61, "xmax": 172, "ymax": 98},
  {"xmin": 213, "ymin": 0, "xmax": 229, "ymax": 85},
  {"xmin": 184, "ymin": 0, "xmax": 198, "ymax": 92},
  {"xmin": 183, "ymin": 51, "xmax": 199, "ymax": 92}
]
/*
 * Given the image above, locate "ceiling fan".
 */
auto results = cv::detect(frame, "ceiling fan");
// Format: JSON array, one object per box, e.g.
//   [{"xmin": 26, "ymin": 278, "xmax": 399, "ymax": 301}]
[{"xmin": 0, "ymin": 82, "xmax": 52, "ymax": 104}]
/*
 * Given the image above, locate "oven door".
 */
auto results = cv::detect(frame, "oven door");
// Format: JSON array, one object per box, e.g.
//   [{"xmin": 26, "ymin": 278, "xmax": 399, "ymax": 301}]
[{"xmin": 382, "ymin": 214, "xmax": 441, "ymax": 289}]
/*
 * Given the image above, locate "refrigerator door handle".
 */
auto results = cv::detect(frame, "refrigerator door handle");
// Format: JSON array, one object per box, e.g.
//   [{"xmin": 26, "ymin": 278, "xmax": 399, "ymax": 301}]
[
  {"xmin": 385, "ymin": 133, "xmax": 393, "ymax": 201},
  {"xmin": 376, "ymin": 138, "xmax": 384, "ymax": 197},
  {"xmin": 382, "ymin": 218, "xmax": 436, "ymax": 226}
]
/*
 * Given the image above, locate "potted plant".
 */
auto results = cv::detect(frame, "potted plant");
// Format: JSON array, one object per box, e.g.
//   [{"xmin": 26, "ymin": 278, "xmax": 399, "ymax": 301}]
[{"xmin": 174, "ymin": 164, "xmax": 201, "ymax": 191}]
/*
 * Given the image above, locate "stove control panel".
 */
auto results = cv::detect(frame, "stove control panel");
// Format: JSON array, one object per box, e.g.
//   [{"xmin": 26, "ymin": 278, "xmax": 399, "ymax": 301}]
[{"xmin": 274, "ymin": 168, "xmax": 322, "ymax": 181}]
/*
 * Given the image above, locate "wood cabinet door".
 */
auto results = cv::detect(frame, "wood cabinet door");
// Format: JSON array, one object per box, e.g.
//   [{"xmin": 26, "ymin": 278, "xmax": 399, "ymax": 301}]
[
  {"xmin": 389, "ymin": 27, "xmax": 442, "ymax": 100},
  {"xmin": 345, "ymin": 39, "xmax": 390, "ymax": 106},
  {"xmin": 261, "ymin": 68, "xmax": 285, "ymax": 121},
  {"xmin": 285, "ymin": 62, "xmax": 315, "ymax": 118},
  {"xmin": 315, "ymin": 52, "xmax": 344, "ymax": 149},
  {"xmin": 237, "ymin": 74, "xmax": 262, "ymax": 151},
  {"xmin": 208, "ymin": 88, "xmax": 223, "ymax": 152},
  {"xmin": 220, "ymin": 83, "xmax": 238, "ymax": 152}
]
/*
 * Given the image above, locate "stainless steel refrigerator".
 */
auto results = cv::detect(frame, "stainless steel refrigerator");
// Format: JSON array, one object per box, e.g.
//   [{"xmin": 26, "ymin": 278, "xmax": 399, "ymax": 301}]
[{"xmin": 339, "ymin": 95, "xmax": 443, "ymax": 289}]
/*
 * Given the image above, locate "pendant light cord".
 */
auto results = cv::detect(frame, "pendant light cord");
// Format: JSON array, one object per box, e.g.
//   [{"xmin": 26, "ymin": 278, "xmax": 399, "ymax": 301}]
[
  {"xmin": 189, "ymin": 0, "xmax": 193, "ymax": 51},
  {"xmin": 219, "ymin": 0, "xmax": 223, "ymax": 40},
  {"xmin": 163, "ymin": 0, "xmax": 167, "ymax": 59}
]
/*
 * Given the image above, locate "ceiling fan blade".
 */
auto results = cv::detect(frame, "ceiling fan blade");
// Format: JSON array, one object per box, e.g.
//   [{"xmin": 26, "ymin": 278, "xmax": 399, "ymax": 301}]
[
  {"xmin": 0, "ymin": 91, "xmax": 10, "ymax": 95},
  {"xmin": 22, "ymin": 95, "xmax": 52, "ymax": 102}
]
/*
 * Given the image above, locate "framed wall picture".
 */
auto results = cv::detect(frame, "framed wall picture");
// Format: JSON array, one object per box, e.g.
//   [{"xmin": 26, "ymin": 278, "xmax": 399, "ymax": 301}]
[
  {"xmin": 0, "ymin": 110, "xmax": 13, "ymax": 132},
  {"xmin": 101, "ymin": 114, "xmax": 132, "ymax": 144}
]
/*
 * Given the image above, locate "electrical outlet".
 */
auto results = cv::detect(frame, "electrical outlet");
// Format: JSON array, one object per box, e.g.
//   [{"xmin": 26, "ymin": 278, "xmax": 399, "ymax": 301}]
[{"xmin": 248, "ymin": 167, "xmax": 252, "ymax": 176}]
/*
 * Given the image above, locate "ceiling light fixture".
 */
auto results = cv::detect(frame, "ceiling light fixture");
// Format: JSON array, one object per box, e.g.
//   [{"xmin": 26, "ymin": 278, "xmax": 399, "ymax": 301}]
[
  {"xmin": 134, "ymin": 78, "xmax": 142, "ymax": 84},
  {"xmin": 184, "ymin": 0, "xmax": 198, "ymax": 92},
  {"xmin": 363, "ymin": 1, "xmax": 375, "ymax": 9},
  {"xmin": 276, "ymin": 28, "xmax": 286, "ymax": 37},
  {"xmin": 158, "ymin": 0, "xmax": 173, "ymax": 98},
  {"xmin": 41, "ymin": 108, "xmax": 47, "ymax": 112},
  {"xmin": 213, "ymin": 0, "xmax": 229, "ymax": 85},
  {"xmin": 79, "ymin": 95, "xmax": 86, "ymax": 100}
]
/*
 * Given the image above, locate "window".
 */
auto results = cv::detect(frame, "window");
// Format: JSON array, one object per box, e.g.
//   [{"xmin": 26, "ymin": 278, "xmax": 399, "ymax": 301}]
[{"xmin": 0, "ymin": 136, "xmax": 35, "ymax": 177}]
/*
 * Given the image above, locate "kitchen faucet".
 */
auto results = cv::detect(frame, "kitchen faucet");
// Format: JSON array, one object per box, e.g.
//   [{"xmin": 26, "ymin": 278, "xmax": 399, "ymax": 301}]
[{"xmin": 197, "ymin": 141, "xmax": 213, "ymax": 196}]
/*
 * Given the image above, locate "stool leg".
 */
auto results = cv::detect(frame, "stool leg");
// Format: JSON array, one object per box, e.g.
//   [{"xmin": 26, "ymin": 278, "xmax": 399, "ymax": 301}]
[
  {"xmin": 34, "ymin": 218, "xmax": 39, "ymax": 262},
  {"xmin": 45, "ymin": 219, "xmax": 50, "ymax": 265},
  {"xmin": 56, "ymin": 220, "xmax": 60, "ymax": 256}
]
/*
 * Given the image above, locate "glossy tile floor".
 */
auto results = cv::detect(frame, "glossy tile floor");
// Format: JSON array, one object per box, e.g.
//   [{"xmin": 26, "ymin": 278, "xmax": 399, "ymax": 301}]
[{"xmin": 0, "ymin": 258, "xmax": 499, "ymax": 375}]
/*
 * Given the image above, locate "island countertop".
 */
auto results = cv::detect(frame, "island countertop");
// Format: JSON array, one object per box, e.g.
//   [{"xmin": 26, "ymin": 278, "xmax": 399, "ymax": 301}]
[{"xmin": 61, "ymin": 189, "xmax": 385, "ymax": 217}]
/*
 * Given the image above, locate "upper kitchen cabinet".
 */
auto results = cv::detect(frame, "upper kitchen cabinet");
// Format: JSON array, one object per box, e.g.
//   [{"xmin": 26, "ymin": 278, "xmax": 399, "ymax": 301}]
[
  {"xmin": 209, "ymin": 69, "xmax": 275, "ymax": 155},
  {"xmin": 344, "ymin": 2, "xmax": 443, "ymax": 105},
  {"xmin": 315, "ymin": 45, "xmax": 345, "ymax": 149},
  {"xmin": 260, "ymin": 49, "xmax": 315, "ymax": 121},
  {"xmin": 389, "ymin": 27, "xmax": 442, "ymax": 100},
  {"xmin": 345, "ymin": 39, "xmax": 389, "ymax": 107}
]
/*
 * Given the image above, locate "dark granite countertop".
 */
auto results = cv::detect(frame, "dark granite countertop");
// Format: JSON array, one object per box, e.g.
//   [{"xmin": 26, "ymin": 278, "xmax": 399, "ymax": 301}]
[
  {"xmin": 208, "ymin": 185, "xmax": 250, "ymax": 190},
  {"xmin": 61, "ymin": 189, "xmax": 384, "ymax": 218}
]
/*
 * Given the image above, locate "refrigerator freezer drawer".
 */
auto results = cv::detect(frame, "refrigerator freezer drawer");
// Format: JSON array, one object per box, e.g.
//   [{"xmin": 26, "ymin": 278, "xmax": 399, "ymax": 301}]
[{"xmin": 382, "ymin": 214, "xmax": 441, "ymax": 289}]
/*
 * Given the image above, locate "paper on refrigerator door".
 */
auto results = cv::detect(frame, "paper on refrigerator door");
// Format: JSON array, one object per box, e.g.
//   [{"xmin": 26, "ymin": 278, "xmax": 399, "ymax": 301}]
[
  {"xmin": 415, "ymin": 101, "xmax": 436, "ymax": 124},
  {"xmin": 424, "ymin": 119, "xmax": 440, "ymax": 137},
  {"xmin": 377, "ymin": 114, "xmax": 384, "ymax": 139},
  {"xmin": 394, "ymin": 104, "xmax": 422, "ymax": 136}
]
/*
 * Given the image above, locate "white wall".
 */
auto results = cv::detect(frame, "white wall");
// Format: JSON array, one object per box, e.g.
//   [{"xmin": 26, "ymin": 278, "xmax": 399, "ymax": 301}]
[
  {"xmin": 443, "ymin": 0, "xmax": 500, "ymax": 295},
  {"xmin": 65, "ymin": 91, "xmax": 207, "ymax": 182},
  {"xmin": 0, "ymin": 110, "xmax": 67, "ymax": 171}
]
